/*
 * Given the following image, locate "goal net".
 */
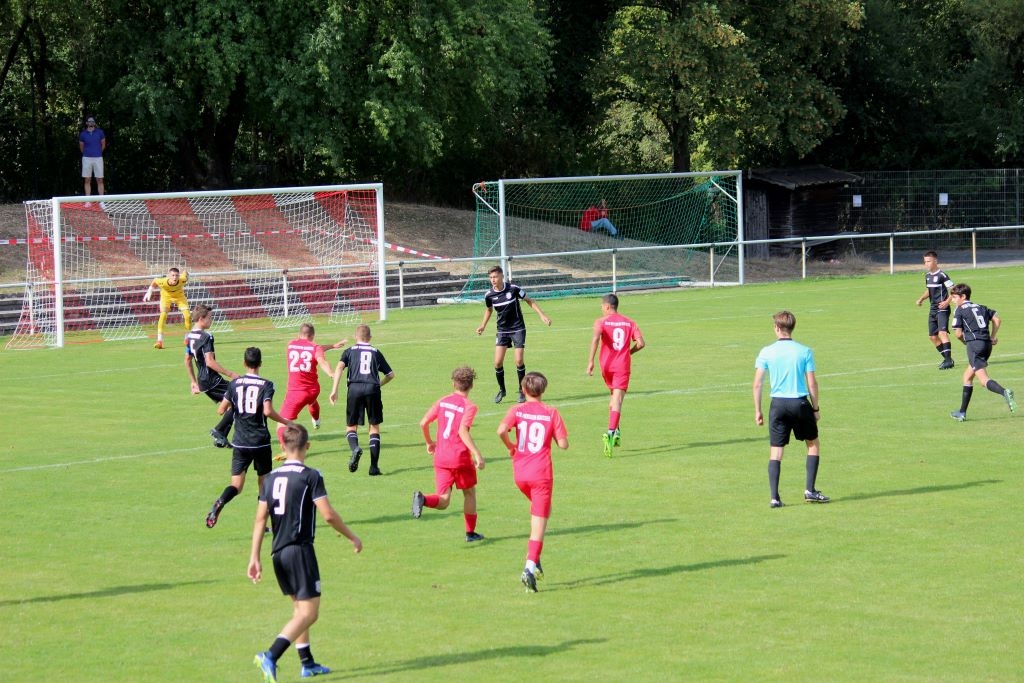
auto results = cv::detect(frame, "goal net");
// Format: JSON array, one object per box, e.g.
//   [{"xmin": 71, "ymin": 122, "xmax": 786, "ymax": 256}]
[
  {"xmin": 462, "ymin": 171, "xmax": 742, "ymax": 298},
  {"xmin": 7, "ymin": 184, "xmax": 384, "ymax": 349}
]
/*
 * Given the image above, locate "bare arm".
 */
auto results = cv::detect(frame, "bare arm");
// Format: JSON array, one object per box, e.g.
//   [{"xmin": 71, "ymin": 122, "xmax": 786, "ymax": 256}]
[
  {"xmin": 263, "ymin": 400, "xmax": 291, "ymax": 425},
  {"xmin": 586, "ymin": 326, "xmax": 601, "ymax": 376},
  {"xmin": 523, "ymin": 296, "xmax": 551, "ymax": 326},
  {"xmin": 476, "ymin": 308, "xmax": 493, "ymax": 335},
  {"xmin": 185, "ymin": 354, "xmax": 199, "ymax": 393},
  {"xmin": 752, "ymin": 368, "xmax": 766, "ymax": 425},
  {"xmin": 631, "ymin": 334, "xmax": 646, "ymax": 354},
  {"xmin": 329, "ymin": 360, "xmax": 346, "ymax": 404},
  {"xmin": 990, "ymin": 314, "xmax": 1001, "ymax": 344},
  {"xmin": 247, "ymin": 500, "xmax": 270, "ymax": 583},
  {"xmin": 806, "ymin": 371, "xmax": 820, "ymax": 418},
  {"xmin": 380, "ymin": 371, "xmax": 395, "ymax": 387},
  {"xmin": 420, "ymin": 413, "xmax": 436, "ymax": 454},
  {"xmin": 315, "ymin": 497, "xmax": 362, "ymax": 552},
  {"xmin": 498, "ymin": 420, "xmax": 516, "ymax": 457},
  {"xmin": 217, "ymin": 397, "xmax": 231, "ymax": 415},
  {"xmin": 459, "ymin": 423, "xmax": 485, "ymax": 470},
  {"xmin": 204, "ymin": 351, "xmax": 238, "ymax": 380}
]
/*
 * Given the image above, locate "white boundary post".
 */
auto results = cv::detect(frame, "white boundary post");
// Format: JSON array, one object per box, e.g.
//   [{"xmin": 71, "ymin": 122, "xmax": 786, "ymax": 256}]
[
  {"xmin": 375, "ymin": 184, "xmax": 387, "ymax": 320},
  {"xmin": 50, "ymin": 197, "xmax": 65, "ymax": 348}
]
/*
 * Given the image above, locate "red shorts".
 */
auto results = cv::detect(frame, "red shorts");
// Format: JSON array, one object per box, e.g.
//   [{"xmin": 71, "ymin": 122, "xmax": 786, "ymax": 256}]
[
  {"xmin": 515, "ymin": 479, "xmax": 552, "ymax": 518},
  {"xmin": 279, "ymin": 389, "xmax": 320, "ymax": 420},
  {"xmin": 602, "ymin": 367, "xmax": 631, "ymax": 391},
  {"xmin": 435, "ymin": 465, "xmax": 477, "ymax": 493}
]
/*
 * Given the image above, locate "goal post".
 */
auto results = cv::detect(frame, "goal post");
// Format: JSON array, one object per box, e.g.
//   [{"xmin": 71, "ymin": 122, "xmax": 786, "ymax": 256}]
[
  {"xmin": 8, "ymin": 184, "xmax": 386, "ymax": 349},
  {"xmin": 463, "ymin": 171, "xmax": 743, "ymax": 298}
]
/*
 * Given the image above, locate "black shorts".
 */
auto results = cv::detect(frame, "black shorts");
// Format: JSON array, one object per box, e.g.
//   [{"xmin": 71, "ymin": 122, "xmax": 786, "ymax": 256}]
[
  {"xmin": 231, "ymin": 444, "xmax": 273, "ymax": 477},
  {"xmin": 768, "ymin": 397, "xmax": 818, "ymax": 447},
  {"xmin": 203, "ymin": 376, "xmax": 229, "ymax": 403},
  {"xmin": 928, "ymin": 308, "xmax": 950, "ymax": 337},
  {"xmin": 272, "ymin": 544, "xmax": 321, "ymax": 600},
  {"xmin": 965, "ymin": 340, "xmax": 992, "ymax": 370},
  {"xmin": 346, "ymin": 383, "xmax": 384, "ymax": 426},
  {"xmin": 495, "ymin": 329, "xmax": 526, "ymax": 349}
]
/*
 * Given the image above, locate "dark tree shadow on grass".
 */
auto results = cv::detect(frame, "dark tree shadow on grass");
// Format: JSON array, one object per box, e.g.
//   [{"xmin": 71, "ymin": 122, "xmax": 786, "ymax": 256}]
[
  {"xmin": 0, "ymin": 579, "xmax": 217, "ymax": 608},
  {"xmin": 339, "ymin": 638, "xmax": 607, "ymax": 679}
]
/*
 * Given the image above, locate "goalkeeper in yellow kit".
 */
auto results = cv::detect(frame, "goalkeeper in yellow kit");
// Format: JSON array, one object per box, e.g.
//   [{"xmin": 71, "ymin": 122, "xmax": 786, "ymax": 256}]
[{"xmin": 144, "ymin": 267, "xmax": 191, "ymax": 349}]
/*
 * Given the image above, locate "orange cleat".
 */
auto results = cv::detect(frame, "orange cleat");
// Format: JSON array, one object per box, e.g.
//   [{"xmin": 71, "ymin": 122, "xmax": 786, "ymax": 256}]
[{"xmin": 154, "ymin": 341, "xmax": 164, "ymax": 349}]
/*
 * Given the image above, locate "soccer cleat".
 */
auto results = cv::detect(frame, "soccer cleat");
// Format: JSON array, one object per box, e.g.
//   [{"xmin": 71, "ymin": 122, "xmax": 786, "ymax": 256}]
[
  {"xmin": 1004, "ymin": 389, "xmax": 1017, "ymax": 413},
  {"xmin": 254, "ymin": 651, "xmax": 278, "ymax": 683},
  {"xmin": 312, "ymin": 418, "xmax": 321, "ymax": 430},
  {"xmin": 210, "ymin": 429, "xmax": 228, "ymax": 448},
  {"xmin": 205, "ymin": 499, "xmax": 224, "ymax": 528},
  {"xmin": 518, "ymin": 392, "xmax": 526, "ymax": 404},
  {"xmin": 804, "ymin": 489, "xmax": 830, "ymax": 503},
  {"xmin": 153, "ymin": 341, "xmax": 164, "ymax": 349},
  {"xmin": 521, "ymin": 568, "xmax": 538, "ymax": 592},
  {"xmin": 300, "ymin": 662, "xmax": 331, "ymax": 678},
  {"xmin": 494, "ymin": 389, "xmax": 506, "ymax": 404},
  {"xmin": 412, "ymin": 491, "xmax": 425, "ymax": 518},
  {"xmin": 465, "ymin": 532, "xmax": 486, "ymax": 542},
  {"xmin": 770, "ymin": 499, "xmax": 784, "ymax": 508},
  {"xmin": 602, "ymin": 432, "xmax": 613, "ymax": 458},
  {"xmin": 368, "ymin": 466, "xmax": 382, "ymax": 476},
  {"xmin": 938, "ymin": 358, "xmax": 955, "ymax": 370},
  {"xmin": 950, "ymin": 411, "xmax": 967, "ymax": 422},
  {"xmin": 611, "ymin": 428, "xmax": 621, "ymax": 447},
  {"xmin": 348, "ymin": 448, "xmax": 362, "ymax": 473}
]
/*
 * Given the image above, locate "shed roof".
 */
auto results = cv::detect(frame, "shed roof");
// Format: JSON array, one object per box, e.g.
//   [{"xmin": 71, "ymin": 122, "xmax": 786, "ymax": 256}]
[{"xmin": 747, "ymin": 165, "xmax": 861, "ymax": 191}]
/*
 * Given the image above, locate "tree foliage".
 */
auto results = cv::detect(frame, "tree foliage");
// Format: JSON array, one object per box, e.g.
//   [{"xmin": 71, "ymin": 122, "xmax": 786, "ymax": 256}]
[{"xmin": 4, "ymin": 0, "xmax": 1024, "ymax": 202}]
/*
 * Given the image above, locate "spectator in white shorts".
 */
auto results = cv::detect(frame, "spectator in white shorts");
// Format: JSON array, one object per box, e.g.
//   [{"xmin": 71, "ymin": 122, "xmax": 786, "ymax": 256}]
[{"xmin": 79, "ymin": 116, "xmax": 106, "ymax": 206}]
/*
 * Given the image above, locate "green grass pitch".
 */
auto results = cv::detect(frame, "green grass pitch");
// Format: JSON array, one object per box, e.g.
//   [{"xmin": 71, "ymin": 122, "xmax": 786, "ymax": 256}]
[{"xmin": 2, "ymin": 268, "xmax": 1022, "ymax": 682}]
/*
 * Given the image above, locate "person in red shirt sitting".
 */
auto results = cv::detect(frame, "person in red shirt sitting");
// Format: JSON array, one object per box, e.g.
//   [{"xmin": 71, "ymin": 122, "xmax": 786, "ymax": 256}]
[{"xmin": 578, "ymin": 198, "xmax": 620, "ymax": 238}]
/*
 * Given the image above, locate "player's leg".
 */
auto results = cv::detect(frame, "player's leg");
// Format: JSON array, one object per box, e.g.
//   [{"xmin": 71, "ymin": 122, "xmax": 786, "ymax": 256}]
[
  {"xmin": 457, "ymin": 466, "xmax": 483, "ymax": 541},
  {"xmin": 206, "ymin": 455, "xmax": 248, "ymax": 528},
  {"xmin": 294, "ymin": 629, "xmax": 329, "ymax": 678},
  {"xmin": 367, "ymin": 423, "xmax": 382, "ymax": 476},
  {"xmin": 276, "ymin": 393, "xmax": 304, "ymax": 448},
  {"xmin": 520, "ymin": 480, "xmax": 551, "ymax": 590},
  {"xmin": 258, "ymin": 596, "xmax": 321, "ymax": 680},
  {"xmin": 803, "ymin": 437, "xmax": 828, "ymax": 503},
  {"xmin": 936, "ymin": 310, "xmax": 954, "ymax": 368},
  {"xmin": 155, "ymin": 301, "xmax": 170, "ymax": 348},
  {"xmin": 512, "ymin": 346, "xmax": 527, "ymax": 403},
  {"xmin": 178, "ymin": 299, "xmax": 192, "ymax": 331},
  {"xmin": 345, "ymin": 391, "xmax": 364, "ymax": 471},
  {"xmin": 493, "ymin": 342, "xmax": 509, "ymax": 403},
  {"xmin": 308, "ymin": 392, "xmax": 322, "ymax": 429}
]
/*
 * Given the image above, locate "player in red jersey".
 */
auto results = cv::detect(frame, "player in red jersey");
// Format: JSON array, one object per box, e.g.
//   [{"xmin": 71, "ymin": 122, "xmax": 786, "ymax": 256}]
[
  {"xmin": 586, "ymin": 294, "xmax": 645, "ymax": 457},
  {"xmin": 276, "ymin": 324, "xmax": 347, "ymax": 451},
  {"xmin": 412, "ymin": 366, "xmax": 487, "ymax": 542},
  {"xmin": 498, "ymin": 372, "xmax": 569, "ymax": 592}
]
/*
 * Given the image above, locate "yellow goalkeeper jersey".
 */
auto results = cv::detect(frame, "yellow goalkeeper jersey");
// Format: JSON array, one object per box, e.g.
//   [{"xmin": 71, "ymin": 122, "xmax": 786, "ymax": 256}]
[{"xmin": 153, "ymin": 272, "xmax": 188, "ymax": 300}]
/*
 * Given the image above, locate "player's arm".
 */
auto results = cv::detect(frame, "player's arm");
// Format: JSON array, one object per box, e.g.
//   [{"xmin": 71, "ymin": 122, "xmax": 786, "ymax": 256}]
[
  {"xmin": 380, "ymin": 370, "xmax": 395, "ymax": 387},
  {"xmin": 752, "ymin": 367, "xmax": 766, "ymax": 425},
  {"xmin": 586, "ymin": 323, "xmax": 601, "ymax": 375},
  {"xmin": 806, "ymin": 371, "xmax": 820, "ymax": 419},
  {"xmin": 217, "ymin": 396, "xmax": 231, "ymax": 415},
  {"xmin": 497, "ymin": 417, "xmax": 516, "ymax": 456},
  {"xmin": 419, "ymin": 408, "xmax": 437, "ymax": 454},
  {"xmin": 204, "ymin": 351, "xmax": 239, "ymax": 380},
  {"xmin": 315, "ymin": 497, "xmax": 362, "ymax": 552},
  {"xmin": 523, "ymin": 296, "xmax": 552, "ymax": 326},
  {"xmin": 248, "ymin": 499, "xmax": 270, "ymax": 583},
  {"xmin": 460, "ymin": 407, "xmax": 485, "ymax": 469},
  {"xmin": 329, "ymin": 360, "xmax": 347, "ymax": 404},
  {"xmin": 553, "ymin": 413, "xmax": 569, "ymax": 450},
  {"xmin": 184, "ymin": 354, "xmax": 200, "ymax": 394},
  {"xmin": 263, "ymin": 400, "xmax": 291, "ymax": 425},
  {"xmin": 990, "ymin": 313, "xmax": 1001, "ymax": 344},
  {"xmin": 476, "ymin": 307, "xmax": 492, "ymax": 335},
  {"xmin": 143, "ymin": 279, "xmax": 159, "ymax": 302},
  {"xmin": 630, "ymin": 331, "xmax": 646, "ymax": 354}
]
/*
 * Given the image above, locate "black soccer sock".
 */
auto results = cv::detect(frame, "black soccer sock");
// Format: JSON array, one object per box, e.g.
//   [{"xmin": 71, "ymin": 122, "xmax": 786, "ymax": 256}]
[
  {"xmin": 214, "ymin": 407, "xmax": 233, "ymax": 437},
  {"xmin": 516, "ymin": 364, "xmax": 526, "ymax": 392},
  {"xmin": 369, "ymin": 434, "xmax": 381, "ymax": 467},
  {"xmin": 986, "ymin": 379, "xmax": 1006, "ymax": 395},
  {"xmin": 268, "ymin": 635, "xmax": 291, "ymax": 661},
  {"xmin": 768, "ymin": 460, "xmax": 781, "ymax": 501},
  {"xmin": 805, "ymin": 455, "xmax": 820, "ymax": 492},
  {"xmin": 959, "ymin": 385, "xmax": 974, "ymax": 413},
  {"xmin": 939, "ymin": 342, "xmax": 952, "ymax": 360},
  {"xmin": 220, "ymin": 485, "xmax": 239, "ymax": 505},
  {"xmin": 495, "ymin": 367, "xmax": 506, "ymax": 393},
  {"xmin": 346, "ymin": 430, "xmax": 360, "ymax": 454},
  {"xmin": 296, "ymin": 643, "xmax": 315, "ymax": 666}
]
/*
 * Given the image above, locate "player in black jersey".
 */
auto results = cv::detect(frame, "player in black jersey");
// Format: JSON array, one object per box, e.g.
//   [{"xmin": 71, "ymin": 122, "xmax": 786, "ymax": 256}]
[
  {"xmin": 205, "ymin": 347, "xmax": 290, "ymax": 528},
  {"xmin": 250, "ymin": 423, "xmax": 362, "ymax": 682},
  {"xmin": 915, "ymin": 251, "xmax": 956, "ymax": 369},
  {"xmin": 475, "ymin": 265, "xmax": 551, "ymax": 404},
  {"xmin": 184, "ymin": 303, "xmax": 239, "ymax": 447},
  {"xmin": 948, "ymin": 283, "xmax": 1017, "ymax": 421},
  {"xmin": 329, "ymin": 324, "xmax": 395, "ymax": 475}
]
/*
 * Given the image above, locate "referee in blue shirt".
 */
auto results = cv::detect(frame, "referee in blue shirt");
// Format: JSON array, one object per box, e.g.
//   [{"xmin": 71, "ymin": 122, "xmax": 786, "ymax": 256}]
[{"xmin": 753, "ymin": 311, "xmax": 829, "ymax": 508}]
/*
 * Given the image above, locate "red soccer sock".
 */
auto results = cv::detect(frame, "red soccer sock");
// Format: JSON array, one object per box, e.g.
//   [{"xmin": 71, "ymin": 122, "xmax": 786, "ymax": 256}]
[
  {"xmin": 609, "ymin": 410, "xmax": 621, "ymax": 431},
  {"xmin": 309, "ymin": 402, "xmax": 320, "ymax": 421},
  {"xmin": 464, "ymin": 513, "xmax": 478, "ymax": 533},
  {"xmin": 527, "ymin": 539, "xmax": 544, "ymax": 564},
  {"xmin": 424, "ymin": 494, "xmax": 441, "ymax": 508}
]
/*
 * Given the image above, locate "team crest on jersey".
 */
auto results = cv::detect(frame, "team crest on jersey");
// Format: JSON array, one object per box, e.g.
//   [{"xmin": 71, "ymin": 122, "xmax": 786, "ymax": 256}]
[{"xmin": 505, "ymin": 292, "xmax": 513, "ymax": 300}]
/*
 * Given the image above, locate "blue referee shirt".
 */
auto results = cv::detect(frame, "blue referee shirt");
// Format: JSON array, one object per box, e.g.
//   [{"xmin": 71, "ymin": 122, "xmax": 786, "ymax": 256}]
[{"xmin": 754, "ymin": 339, "xmax": 815, "ymax": 398}]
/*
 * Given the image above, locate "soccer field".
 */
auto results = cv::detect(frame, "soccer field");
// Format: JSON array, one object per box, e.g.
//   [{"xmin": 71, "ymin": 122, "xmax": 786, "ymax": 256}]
[{"xmin": 3, "ymin": 268, "xmax": 1023, "ymax": 682}]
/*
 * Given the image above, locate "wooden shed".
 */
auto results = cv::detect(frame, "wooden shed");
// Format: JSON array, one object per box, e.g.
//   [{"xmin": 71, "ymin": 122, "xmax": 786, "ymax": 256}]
[{"xmin": 744, "ymin": 165, "xmax": 862, "ymax": 259}]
